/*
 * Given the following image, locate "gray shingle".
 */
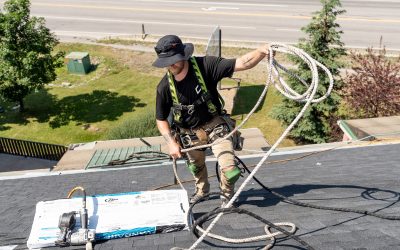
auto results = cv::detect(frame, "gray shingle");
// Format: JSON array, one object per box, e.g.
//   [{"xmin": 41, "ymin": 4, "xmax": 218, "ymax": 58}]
[{"xmin": 1, "ymin": 143, "xmax": 400, "ymax": 249}]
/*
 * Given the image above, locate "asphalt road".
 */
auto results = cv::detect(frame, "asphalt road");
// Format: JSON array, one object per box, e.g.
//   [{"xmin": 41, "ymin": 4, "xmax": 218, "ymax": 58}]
[{"xmin": 1, "ymin": 0, "xmax": 400, "ymax": 49}]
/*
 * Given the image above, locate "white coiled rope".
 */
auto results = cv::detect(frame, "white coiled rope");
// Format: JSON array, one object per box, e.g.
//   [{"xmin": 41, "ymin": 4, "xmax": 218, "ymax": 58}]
[{"xmin": 174, "ymin": 43, "xmax": 333, "ymax": 249}]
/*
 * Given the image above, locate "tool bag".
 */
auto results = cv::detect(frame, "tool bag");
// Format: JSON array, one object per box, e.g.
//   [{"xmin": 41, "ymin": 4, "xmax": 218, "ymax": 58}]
[{"xmin": 221, "ymin": 114, "xmax": 243, "ymax": 151}]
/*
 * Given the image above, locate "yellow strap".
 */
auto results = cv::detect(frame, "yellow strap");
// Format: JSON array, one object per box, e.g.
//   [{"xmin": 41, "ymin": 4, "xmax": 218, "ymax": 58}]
[
  {"xmin": 167, "ymin": 57, "xmax": 221, "ymax": 119},
  {"xmin": 167, "ymin": 71, "xmax": 179, "ymax": 105},
  {"xmin": 190, "ymin": 57, "xmax": 217, "ymax": 113}
]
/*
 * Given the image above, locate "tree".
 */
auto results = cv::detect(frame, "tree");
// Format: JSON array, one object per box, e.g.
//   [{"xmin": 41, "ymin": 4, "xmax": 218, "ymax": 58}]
[
  {"xmin": 270, "ymin": 0, "xmax": 346, "ymax": 143},
  {"xmin": 0, "ymin": 0, "xmax": 63, "ymax": 112},
  {"xmin": 342, "ymin": 48, "xmax": 400, "ymax": 118}
]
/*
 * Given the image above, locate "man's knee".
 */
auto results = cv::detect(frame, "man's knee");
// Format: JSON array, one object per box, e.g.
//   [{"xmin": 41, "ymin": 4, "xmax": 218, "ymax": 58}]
[
  {"xmin": 223, "ymin": 166, "xmax": 241, "ymax": 185},
  {"xmin": 187, "ymin": 161, "xmax": 198, "ymax": 175},
  {"xmin": 186, "ymin": 161, "xmax": 206, "ymax": 175}
]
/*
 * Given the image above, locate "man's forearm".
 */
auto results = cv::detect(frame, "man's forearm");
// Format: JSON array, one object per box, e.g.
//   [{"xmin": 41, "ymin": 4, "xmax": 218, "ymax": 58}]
[
  {"xmin": 157, "ymin": 119, "xmax": 182, "ymax": 158},
  {"xmin": 163, "ymin": 132, "xmax": 175, "ymax": 144},
  {"xmin": 235, "ymin": 45, "xmax": 269, "ymax": 72},
  {"xmin": 156, "ymin": 119, "xmax": 175, "ymax": 144}
]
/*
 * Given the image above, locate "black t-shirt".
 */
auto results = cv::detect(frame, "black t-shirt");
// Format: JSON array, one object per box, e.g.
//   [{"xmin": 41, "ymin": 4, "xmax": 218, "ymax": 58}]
[{"xmin": 156, "ymin": 56, "xmax": 236, "ymax": 128}]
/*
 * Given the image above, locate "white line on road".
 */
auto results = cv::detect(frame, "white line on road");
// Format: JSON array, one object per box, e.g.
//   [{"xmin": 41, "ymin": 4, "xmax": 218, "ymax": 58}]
[
  {"xmin": 39, "ymin": 15, "xmax": 256, "ymax": 30},
  {"xmin": 55, "ymin": 30, "xmax": 133, "ymax": 38},
  {"xmin": 276, "ymin": 28, "xmax": 299, "ymax": 32},
  {"xmin": 201, "ymin": 7, "xmax": 240, "ymax": 11}
]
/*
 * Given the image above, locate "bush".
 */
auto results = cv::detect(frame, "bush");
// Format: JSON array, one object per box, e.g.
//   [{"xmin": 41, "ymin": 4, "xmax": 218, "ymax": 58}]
[
  {"xmin": 342, "ymin": 48, "xmax": 400, "ymax": 118},
  {"xmin": 107, "ymin": 111, "xmax": 160, "ymax": 139},
  {"xmin": 270, "ymin": 0, "xmax": 346, "ymax": 144}
]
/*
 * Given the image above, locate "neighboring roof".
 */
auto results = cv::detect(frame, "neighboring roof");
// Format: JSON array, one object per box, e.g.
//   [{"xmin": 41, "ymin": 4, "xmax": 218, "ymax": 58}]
[
  {"xmin": 1, "ymin": 142, "xmax": 400, "ymax": 249},
  {"xmin": 338, "ymin": 116, "xmax": 400, "ymax": 141},
  {"xmin": 54, "ymin": 128, "xmax": 269, "ymax": 171},
  {"xmin": 0, "ymin": 154, "xmax": 55, "ymax": 173}
]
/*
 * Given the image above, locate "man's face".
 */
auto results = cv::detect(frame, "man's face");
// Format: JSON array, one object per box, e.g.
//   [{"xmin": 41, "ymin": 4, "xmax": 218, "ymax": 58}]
[{"xmin": 167, "ymin": 60, "xmax": 185, "ymax": 75}]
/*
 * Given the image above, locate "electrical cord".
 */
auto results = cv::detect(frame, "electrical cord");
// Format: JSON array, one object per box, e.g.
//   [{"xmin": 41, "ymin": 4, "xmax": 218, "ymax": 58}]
[
  {"xmin": 233, "ymin": 156, "xmax": 400, "ymax": 220},
  {"xmin": 162, "ymin": 136, "xmax": 400, "ymax": 250},
  {"xmin": 185, "ymin": 150, "xmax": 399, "ymax": 250},
  {"xmin": 187, "ymin": 192, "xmax": 310, "ymax": 250},
  {"xmin": 171, "ymin": 157, "xmax": 311, "ymax": 249},
  {"xmin": 107, "ymin": 151, "xmax": 170, "ymax": 166}
]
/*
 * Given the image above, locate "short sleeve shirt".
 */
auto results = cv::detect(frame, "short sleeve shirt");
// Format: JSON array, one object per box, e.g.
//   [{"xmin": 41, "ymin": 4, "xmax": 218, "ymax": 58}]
[{"xmin": 156, "ymin": 56, "xmax": 236, "ymax": 127}]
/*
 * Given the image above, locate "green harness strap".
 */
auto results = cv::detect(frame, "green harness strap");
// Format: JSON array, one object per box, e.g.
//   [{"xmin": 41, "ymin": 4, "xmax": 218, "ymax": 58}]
[
  {"xmin": 189, "ymin": 57, "xmax": 217, "ymax": 114},
  {"xmin": 167, "ymin": 71, "xmax": 181, "ymax": 123}
]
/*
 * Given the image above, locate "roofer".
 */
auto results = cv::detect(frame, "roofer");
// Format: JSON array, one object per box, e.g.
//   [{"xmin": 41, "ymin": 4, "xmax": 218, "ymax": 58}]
[{"xmin": 153, "ymin": 35, "xmax": 270, "ymax": 206}]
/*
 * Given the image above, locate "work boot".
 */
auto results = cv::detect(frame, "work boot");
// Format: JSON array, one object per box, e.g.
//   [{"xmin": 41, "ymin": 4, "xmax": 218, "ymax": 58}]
[
  {"xmin": 220, "ymin": 196, "xmax": 237, "ymax": 208},
  {"xmin": 220, "ymin": 190, "xmax": 235, "ymax": 208},
  {"xmin": 220, "ymin": 196, "xmax": 229, "ymax": 208},
  {"xmin": 189, "ymin": 192, "xmax": 209, "ymax": 204}
]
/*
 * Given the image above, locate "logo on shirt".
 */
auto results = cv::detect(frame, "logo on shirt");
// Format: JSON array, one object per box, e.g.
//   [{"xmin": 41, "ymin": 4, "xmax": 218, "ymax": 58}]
[{"xmin": 195, "ymin": 85, "xmax": 202, "ymax": 95}]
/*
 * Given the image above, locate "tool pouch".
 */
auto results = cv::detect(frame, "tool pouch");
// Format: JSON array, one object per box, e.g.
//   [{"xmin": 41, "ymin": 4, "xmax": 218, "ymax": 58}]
[
  {"xmin": 220, "ymin": 114, "xmax": 243, "ymax": 151},
  {"xmin": 195, "ymin": 128, "xmax": 208, "ymax": 143}
]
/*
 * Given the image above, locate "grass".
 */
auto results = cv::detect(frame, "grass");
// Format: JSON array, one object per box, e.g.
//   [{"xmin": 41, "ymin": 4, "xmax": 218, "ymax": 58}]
[
  {"xmin": 0, "ymin": 43, "xmax": 161, "ymax": 145},
  {"xmin": 107, "ymin": 110, "xmax": 159, "ymax": 140},
  {"xmin": 231, "ymin": 83, "xmax": 296, "ymax": 147},
  {"xmin": 0, "ymin": 41, "xmax": 297, "ymax": 147}
]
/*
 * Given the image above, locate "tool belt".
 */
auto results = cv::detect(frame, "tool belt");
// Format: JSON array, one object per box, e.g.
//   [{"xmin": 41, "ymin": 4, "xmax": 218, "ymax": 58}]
[
  {"xmin": 178, "ymin": 116, "xmax": 225, "ymax": 149},
  {"xmin": 177, "ymin": 115, "xmax": 242, "ymax": 151}
]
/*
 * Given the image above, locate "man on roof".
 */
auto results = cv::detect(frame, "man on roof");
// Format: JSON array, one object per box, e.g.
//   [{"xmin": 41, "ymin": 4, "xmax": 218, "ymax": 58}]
[{"xmin": 153, "ymin": 34, "xmax": 270, "ymax": 206}]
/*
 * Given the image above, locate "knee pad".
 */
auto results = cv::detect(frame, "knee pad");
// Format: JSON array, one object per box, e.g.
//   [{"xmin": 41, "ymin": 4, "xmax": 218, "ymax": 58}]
[
  {"xmin": 224, "ymin": 167, "xmax": 241, "ymax": 185},
  {"xmin": 186, "ymin": 162, "xmax": 199, "ymax": 175}
]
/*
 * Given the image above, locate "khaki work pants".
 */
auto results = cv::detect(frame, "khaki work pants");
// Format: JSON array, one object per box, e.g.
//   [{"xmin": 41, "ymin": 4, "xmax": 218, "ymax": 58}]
[{"xmin": 185, "ymin": 117, "xmax": 237, "ymax": 199}]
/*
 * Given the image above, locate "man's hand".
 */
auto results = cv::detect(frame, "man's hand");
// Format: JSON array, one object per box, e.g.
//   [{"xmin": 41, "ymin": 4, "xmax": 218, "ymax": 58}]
[
  {"xmin": 168, "ymin": 140, "xmax": 182, "ymax": 159},
  {"xmin": 234, "ymin": 43, "xmax": 271, "ymax": 72},
  {"xmin": 157, "ymin": 119, "xmax": 182, "ymax": 159},
  {"xmin": 257, "ymin": 44, "xmax": 270, "ymax": 57}
]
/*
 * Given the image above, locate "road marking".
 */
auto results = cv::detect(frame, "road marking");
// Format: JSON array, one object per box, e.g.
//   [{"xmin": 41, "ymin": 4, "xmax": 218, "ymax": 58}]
[
  {"xmin": 276, "ymin": 28, "xmax": 299, "ymax": 32},
  {"xmin": 201, "ymin": 7, "xmax": 240, "ymax": 11},
  {"xmin": 33, "ymin": 2, "xmax": 308, "ymax": 19},
  {"xmin": 33, "ymin": 2, "xmax": 400, "ymax": 23},
  {"xmin": 39, "ymin": 15, "xmax": 255, "ymax": 30},
  {"xmin": 55, "ymin": 30, "xmax": 133, "ymax": 38}
]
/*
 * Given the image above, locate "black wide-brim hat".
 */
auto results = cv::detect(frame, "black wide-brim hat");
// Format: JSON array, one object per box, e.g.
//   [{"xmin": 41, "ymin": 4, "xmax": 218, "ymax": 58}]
[{"xmin": 152, "ymin": 35, "xmax": 194, "ymax": 68}]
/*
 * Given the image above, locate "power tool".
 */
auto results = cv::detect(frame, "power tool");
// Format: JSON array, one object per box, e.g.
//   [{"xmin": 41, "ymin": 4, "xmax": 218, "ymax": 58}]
[{"xmin": 55, "ymin": 186, "xmax": 95, "ymax": 249}]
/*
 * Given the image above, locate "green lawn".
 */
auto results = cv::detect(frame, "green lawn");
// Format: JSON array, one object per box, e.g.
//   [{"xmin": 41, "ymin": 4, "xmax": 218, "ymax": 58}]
[
  {"xmin": 0, "ymin": 43, "xmax": 160, "ymax": 145},
  {"xmin": 232, "ymin": 83, "xmax": 296, "ymax": 147},
  {"xmin": 0, "ymin": 42, "xmax": 295, "ymax": 147}
]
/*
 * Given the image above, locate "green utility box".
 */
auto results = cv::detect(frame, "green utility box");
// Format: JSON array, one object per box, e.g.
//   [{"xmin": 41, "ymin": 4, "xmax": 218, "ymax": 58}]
[{"xmin": 65, "ymin": 52, "xmax": 91, "ymax": 74}]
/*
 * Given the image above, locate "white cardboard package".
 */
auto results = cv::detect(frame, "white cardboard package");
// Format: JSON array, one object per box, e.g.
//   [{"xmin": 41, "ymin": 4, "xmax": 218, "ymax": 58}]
[{"xmin": 27, "ymin": 190, "xmax": 189, "ymax": 249}]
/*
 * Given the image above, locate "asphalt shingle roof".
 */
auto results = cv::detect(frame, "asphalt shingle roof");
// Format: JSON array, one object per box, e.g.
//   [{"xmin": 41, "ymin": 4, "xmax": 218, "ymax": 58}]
[{"xmin": 1, "ymin": 142, "xmax": 400, "ymax": 249}]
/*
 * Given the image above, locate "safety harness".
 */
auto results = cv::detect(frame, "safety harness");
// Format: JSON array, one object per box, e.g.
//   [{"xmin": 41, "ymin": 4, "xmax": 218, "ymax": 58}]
[
  {"xmin": 167, "ymin": 57, "xmax": 224, "ymax": 129},
  {"xmin": 168, "ymin": 57, "xmax": 242, "ymax": 186},
  {"xmin": 167, "ymin": 57, "xmax": 242, "ymax": 151}
]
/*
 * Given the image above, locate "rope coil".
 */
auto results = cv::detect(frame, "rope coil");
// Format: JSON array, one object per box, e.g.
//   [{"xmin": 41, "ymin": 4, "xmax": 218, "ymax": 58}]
[{"xmin": 173, "ymin": 43, "xmax": 334, "ymax": 249}]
